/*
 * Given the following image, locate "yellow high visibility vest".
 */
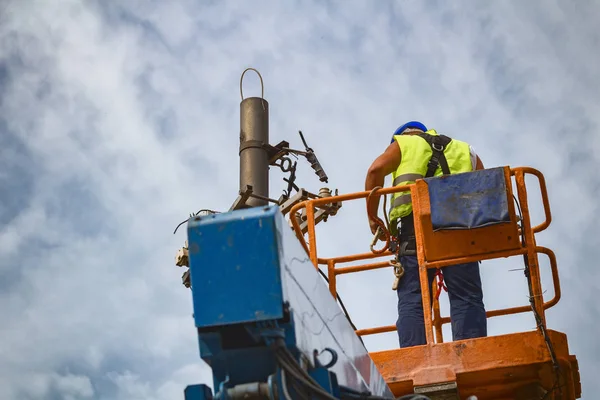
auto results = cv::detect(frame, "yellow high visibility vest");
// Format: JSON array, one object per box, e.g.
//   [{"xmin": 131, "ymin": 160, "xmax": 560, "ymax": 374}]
[{"xmin": 389, "ymin": 129, "xmax": 473, "ymax": 233}]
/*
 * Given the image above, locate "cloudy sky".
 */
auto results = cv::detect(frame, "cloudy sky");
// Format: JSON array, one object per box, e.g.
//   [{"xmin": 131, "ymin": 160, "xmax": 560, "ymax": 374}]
[{"xmin": 1, "ymin": 0, "xmax": 599, "ymax": 399}]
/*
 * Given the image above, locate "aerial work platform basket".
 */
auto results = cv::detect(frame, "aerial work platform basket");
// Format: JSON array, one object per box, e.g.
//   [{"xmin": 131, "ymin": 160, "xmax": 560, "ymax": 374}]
[{"xmin": 289, "ymin": 166, "xmax": 581, "ymax": 400}]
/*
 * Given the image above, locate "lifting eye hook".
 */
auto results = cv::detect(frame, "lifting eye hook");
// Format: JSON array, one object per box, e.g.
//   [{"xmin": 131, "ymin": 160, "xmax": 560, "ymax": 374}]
[{"xmin": 313, "ymin": 347, "xmax": 338, "ymax": 369}]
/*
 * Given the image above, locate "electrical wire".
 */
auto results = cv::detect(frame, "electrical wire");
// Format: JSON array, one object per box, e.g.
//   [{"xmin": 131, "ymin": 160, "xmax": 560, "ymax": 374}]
[
  {"xmin": 337, "ymin": 385, "xmax": 395, "ymax": 400},
  {"xmin": 275, "ymin": 342, "xmax": 327, "ymax": 390},
  {"xmin": 282, "ymin": 369, "xmax": 309, "ymax": 400},
  {"xmin": 281, "ymin": 370, "xmax": 293, "ymax": 400},
  {"xmin": 315, "ymin": 268, "xmax": 365, "ymax": 347},
  {"xmin": 337, "ymin": 385, "xmax": 430, "ymax": 400},
  {"xmin": 513, "ymin": 195, "xmax": 563, "ymax": 399},
  {"xmin": 275, "ymin": 348, "xmax": 338, "ymax": 400},
  {"xmin": 315, "ymin": 187, "xmax": 398, "ymax": 348},
  {"xmin": 273, "ymin": 340, "xmax": 431, "ymax": 400},
  {"xmin": 173, "ymin": 209, "xmax": 221, "ymax": 234}
]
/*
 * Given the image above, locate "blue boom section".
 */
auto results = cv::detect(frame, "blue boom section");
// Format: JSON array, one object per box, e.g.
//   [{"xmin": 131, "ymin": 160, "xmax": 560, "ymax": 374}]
[{"xmin": 184, "ymin": 206, "xmax": 393, "ymax": 400}]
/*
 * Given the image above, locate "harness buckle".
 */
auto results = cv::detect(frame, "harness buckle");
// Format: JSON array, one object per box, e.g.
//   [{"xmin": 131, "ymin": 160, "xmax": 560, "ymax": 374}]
[
  {"xmin": 432, "ymin": 143, "xmax": 444, "ymax": 151},
  {"xmin": 390, "ymin": 259, "xmax": 404, "ymax": 290},
  {"xmin": 369, "ymin": 226, "xmax": 383, "ymax": 252}
]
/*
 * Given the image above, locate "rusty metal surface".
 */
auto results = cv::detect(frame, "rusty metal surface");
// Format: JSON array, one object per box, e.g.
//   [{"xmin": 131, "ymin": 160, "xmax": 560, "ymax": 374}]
[
  {"xmin": 369, "ymin": 330, "xmax": 581, "ymax": 399},
  {"xmin": 414, "ymin": 381, "xmax": 459, "ymax": 400},
  {"xmin": 239, "ymin": 97, "xmax": 269, "ymax": 207}
]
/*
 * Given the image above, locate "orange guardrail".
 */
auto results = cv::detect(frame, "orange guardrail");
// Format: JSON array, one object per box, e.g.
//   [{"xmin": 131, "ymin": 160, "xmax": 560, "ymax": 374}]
[{"xmin": 288, "ymin": 166, "xmax": 560, "ymax": 344}]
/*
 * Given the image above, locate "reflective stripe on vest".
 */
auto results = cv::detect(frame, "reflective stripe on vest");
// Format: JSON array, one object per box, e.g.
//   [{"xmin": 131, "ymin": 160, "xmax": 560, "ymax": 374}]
[{"xmin": 389, "ymin": 129, "xmax": 473, "ymax": 226}]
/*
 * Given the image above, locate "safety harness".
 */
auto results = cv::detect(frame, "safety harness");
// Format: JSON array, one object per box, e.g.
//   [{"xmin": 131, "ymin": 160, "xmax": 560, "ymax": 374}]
[
  {"xmin": 415, "ymin": 132, "xmax": 453, "ymax": 177},
  {"xmin": 395, "ymin": 132, "xmax": 453, "ymax": 296},
  {"xmin": 398, "ymin": 132, "xmax": 453, "ymax": 251}
]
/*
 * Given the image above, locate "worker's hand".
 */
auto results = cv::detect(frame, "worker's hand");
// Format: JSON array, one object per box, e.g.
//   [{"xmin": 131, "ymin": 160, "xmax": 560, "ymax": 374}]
[{"xmin": 369, "ymin": 219, "xmax": 379, "ymax": 235}]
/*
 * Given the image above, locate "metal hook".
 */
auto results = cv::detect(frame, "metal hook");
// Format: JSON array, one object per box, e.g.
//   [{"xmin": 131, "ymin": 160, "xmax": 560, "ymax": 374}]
[
  {"xmin": 369, "ymin": 226, "xmax": 383, "ymax": 252},
  {"xmin": 313, "ymin": 347, "xmax": 338, "ymax": 369},
  {"xmin": 240, "ymin": 67, "xmax": 266, "ymax": 111}
]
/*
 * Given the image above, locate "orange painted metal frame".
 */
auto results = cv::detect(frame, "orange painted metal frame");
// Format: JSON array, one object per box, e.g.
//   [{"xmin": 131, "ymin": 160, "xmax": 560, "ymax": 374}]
[
  {"xmin": 288, "ymin": 167, "xmax": 557, "ymax": 339},
  {"xmin": 288, "ymin": 166, "xmax": 581, "ymax": 399},
  {"xmin": 369, "ymin": 330, "xmax": 581, "ymax": 399}
]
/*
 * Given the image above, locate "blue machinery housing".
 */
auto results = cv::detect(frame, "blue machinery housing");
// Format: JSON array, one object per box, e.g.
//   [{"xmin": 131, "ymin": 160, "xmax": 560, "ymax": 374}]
[{"xmin": 184, "ymin": 206, "xmax": 393, "ymax": 400}]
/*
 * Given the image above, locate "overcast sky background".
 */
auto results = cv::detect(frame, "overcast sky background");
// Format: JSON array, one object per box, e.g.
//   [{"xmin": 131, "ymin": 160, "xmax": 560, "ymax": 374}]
[{"xmin": 1, "ymin": 0, "xmax": 599, "ymax": 399}]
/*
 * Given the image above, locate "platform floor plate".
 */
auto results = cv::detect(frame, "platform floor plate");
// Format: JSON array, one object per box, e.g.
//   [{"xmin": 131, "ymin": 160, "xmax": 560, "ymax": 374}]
[{"xmin": 370, "ymin": 330, "xmax": 581, "ymax": 399}]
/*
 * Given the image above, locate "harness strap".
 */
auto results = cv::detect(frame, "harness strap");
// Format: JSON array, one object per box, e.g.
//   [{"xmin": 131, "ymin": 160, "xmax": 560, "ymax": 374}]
[
  {"xmin": 395, "ymin": 133, "xmax": 453, "ymax": 255},
  {"xmin": 415, "ymin": 133, "xmax": 453, "ymax": 177}
]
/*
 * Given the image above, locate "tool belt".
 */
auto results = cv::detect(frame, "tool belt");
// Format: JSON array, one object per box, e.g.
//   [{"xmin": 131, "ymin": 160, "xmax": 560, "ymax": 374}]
[
  {"xmin": 390, "ymin": 214, "xmax": 416, "ymax": 290},
  {"xmin": 397, "ymin": 214, "xmax": 417, "ymax": 257}
]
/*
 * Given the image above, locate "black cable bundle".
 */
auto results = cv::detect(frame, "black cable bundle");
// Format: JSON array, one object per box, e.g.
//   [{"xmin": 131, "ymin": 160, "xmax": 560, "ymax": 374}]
[{"xmin": 271, "ymin": 340, "xmax": 431, "ymax": 400}]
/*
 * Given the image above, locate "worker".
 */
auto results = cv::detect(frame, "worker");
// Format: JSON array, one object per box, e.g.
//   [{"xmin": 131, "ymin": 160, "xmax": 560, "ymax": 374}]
[{"xmin": 365, "ymin": 121, "xmax": 487, "ymax": 348}]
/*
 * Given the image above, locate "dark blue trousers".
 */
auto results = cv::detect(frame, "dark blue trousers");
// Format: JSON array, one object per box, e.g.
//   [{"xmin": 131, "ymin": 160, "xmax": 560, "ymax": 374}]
[{"xmin": 395, "ymin": 255, "xmax": 487, "ymax": 347}]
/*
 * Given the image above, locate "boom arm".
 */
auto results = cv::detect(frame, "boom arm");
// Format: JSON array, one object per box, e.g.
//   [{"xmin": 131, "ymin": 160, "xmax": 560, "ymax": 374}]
[{"xmin": 183, "ymin": 206, "xmax": 402, "ymax": 400}]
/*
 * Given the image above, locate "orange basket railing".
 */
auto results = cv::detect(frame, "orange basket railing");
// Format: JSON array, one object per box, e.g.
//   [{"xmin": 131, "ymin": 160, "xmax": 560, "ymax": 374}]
[{"xmin": 288, "ymin": 166, "xmax": 561, "ymax": 344}]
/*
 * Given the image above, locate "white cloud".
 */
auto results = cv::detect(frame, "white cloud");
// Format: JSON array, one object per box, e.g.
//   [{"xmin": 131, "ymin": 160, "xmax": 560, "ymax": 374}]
[{"xmin": 0, "ymin": 0, "xmax": 598, "ymax": 398}]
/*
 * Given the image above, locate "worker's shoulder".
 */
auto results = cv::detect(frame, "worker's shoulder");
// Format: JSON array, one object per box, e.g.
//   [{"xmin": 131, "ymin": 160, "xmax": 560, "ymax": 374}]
[
  {"xmin": 448, "ymin": 136, "xmax": 471, "ymax": 146},
  {"xmin": 439, "ymin": 132, "xmax": 471, "ymax": 147},
  {"xmin": 395, "ymin": 134, "xmax": 427, "ymax": 144},
  {"xmin": 396, "ymin": 131, "xmax": 471, "ymax": 147}
]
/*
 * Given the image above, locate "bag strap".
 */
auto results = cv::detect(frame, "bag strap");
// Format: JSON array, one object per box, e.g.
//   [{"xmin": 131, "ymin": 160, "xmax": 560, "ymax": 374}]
[{"xmin": 415, "ymin": 133, "xmax": 452, "ymax": 177}]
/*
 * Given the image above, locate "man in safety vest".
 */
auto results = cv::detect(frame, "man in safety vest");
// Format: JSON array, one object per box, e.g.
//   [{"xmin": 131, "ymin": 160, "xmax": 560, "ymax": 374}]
[{"xmin": 365, "ymin": 121, "xmax": 487, "ymax": 348}]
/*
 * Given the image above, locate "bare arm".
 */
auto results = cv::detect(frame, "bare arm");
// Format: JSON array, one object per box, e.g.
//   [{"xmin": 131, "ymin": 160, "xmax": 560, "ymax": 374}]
[
  {"xmin": 475, "ymin": 154, "xmax": 484, "ymax": 170},
  {"xmin": 470, "ymin": 145, "xmax": 485, "ymax": 171},
  {"xmin": 365, "ymin": 142, "xmax": 401, "ymax": 233}
]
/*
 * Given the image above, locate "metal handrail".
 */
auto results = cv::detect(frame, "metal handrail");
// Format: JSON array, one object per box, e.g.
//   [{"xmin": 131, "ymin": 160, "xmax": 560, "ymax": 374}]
[{"xmin": 288, "ymin": 167, "xmax": 559, "ymax": 342}]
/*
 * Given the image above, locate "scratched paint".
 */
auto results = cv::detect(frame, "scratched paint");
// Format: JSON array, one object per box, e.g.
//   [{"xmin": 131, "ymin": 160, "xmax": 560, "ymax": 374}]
[{"xmin": 427, "ymin": 167, "xmax": 512, "ymax": 231}]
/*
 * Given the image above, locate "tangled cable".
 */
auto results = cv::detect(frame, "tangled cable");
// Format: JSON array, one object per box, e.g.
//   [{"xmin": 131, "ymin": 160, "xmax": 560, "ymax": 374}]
[
  {"xmin": 367, "ymin": 186, "xmax": 397, "ymax": 254},
  {"xmin": 272, "ymin": 339, "xmax": 431, "ymax": 400}
]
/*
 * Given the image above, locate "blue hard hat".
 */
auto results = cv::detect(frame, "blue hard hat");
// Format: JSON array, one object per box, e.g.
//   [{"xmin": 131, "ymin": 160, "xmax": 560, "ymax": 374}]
[{"xmin": 390, "ymin": 121, "xmax": 427, "ymax": 143}]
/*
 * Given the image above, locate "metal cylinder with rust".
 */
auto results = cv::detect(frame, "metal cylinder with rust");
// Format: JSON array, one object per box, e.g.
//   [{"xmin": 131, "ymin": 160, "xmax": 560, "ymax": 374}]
[{"xmin": 239, "ymin": 69, "xmax": 269, "ymax": 208}]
